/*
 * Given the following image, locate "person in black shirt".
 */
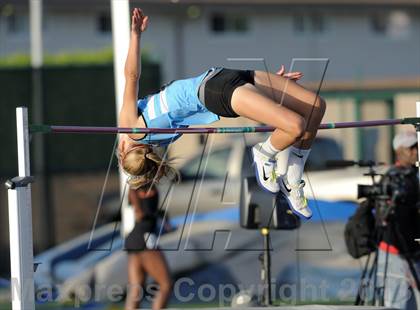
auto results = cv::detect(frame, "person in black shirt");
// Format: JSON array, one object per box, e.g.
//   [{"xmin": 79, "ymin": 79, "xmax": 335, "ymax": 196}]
[
  {"xmin": 376, "ymin": 131, "xmax": 420, "ymax": 309},
  {"xmin": 125, "ymin": 186, "xmax": 172, "ymax": 310}
]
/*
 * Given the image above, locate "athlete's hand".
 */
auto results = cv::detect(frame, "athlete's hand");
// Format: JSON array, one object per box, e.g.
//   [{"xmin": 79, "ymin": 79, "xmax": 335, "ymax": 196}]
[
  {"xmin": 276, "ymin": 64, "xmax": 303, "ymax": 81},
  {"xmin": 131, "ymin": 8, "xmax": 148, "ymax": 35}
]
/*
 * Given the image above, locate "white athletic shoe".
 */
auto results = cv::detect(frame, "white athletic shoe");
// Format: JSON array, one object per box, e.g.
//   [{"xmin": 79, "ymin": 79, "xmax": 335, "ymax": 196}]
[
  {"xmin": 279, "ymin": 178, "xmax": 312, "ymax": 219},
  {"xmin": 252, "ymin": 143, "xmax": 280, "ymax": 194}
]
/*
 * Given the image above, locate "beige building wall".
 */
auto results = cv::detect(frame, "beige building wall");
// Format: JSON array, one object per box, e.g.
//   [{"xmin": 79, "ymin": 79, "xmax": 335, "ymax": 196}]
[
  {"xmin": 321, "ymin": 95, "xmax": 419, "ymax": 164},
  {"xmin": 361, "ymin": 100, "xmax": 392, "ymax": 163},
  {"xmin": 395, "ymin": 93, "xmax": 420, "ymax": 133},
  {"xmin": 319, "ymin": 98, "xmax": 358, "ymax": 160}
]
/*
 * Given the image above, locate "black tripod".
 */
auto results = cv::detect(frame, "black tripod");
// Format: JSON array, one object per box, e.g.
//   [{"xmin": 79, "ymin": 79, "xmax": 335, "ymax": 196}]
[
  {"xmin": 356, "ymin": 221, "xmax": 420, "ymax": 306},
  {"xmin": 355, "ymin": 227, "xmax": 387, "ymax": 306}
]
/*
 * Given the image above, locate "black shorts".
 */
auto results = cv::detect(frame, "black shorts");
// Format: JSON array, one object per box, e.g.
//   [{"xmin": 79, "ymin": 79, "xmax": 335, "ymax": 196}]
[
  {"xmin": 202, "ymin": 68, "xmax": 255, "ymax": 118},
  {"xmin": 124, "ymin": 220, "xmax": 157, "ymax": 252}
]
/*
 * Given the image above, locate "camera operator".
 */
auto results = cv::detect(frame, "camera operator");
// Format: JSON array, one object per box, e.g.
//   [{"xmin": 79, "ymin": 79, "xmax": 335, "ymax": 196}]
[{"xmin": 376, "ymin": 131, "xmax": 420, "ymax": 309}]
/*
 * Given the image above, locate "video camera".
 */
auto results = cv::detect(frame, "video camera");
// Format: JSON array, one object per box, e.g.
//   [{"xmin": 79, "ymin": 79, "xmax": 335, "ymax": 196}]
[
  {"xmin": 327, "ymin": 159, "xmax": 405, "ymax": 223},
  {"xmin": 358, "ymin": 167, "xmax": 410, "ymax": 202}
]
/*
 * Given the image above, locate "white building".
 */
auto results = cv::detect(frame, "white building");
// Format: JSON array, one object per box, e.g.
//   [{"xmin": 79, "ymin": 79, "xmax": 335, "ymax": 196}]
[{"xmin": 1, "ymin": 0, "xmax": 419, "ymax": 83}]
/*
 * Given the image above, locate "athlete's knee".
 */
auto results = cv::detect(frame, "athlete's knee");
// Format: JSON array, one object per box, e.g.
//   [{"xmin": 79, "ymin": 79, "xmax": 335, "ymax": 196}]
[
  {"xmin": 295, "ymin": 116, "xmax": 306, "ymax": 139},
  {"xmin": 315, "ymin": 96, "xmax": 326, "ymax": 117},
  {"xmin": 288, "ymin": 115, "xmax": 306, "ymax": 140}
]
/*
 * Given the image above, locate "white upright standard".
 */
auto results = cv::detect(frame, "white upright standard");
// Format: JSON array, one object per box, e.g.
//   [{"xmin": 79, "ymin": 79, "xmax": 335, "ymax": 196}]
[
  {"xmin": 7, "ymin": 107, "xmax": 35, "ymax": 309},
  {"xmin": 110, "ymin": 0, "xmax": 132, "ymax": 235}
]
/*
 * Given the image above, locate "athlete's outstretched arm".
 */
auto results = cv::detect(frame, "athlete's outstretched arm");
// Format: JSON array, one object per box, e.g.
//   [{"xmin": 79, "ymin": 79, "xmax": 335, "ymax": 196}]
[{"xmin": 119, "ymin": 8, "xmax": 149, "ymax": 128}]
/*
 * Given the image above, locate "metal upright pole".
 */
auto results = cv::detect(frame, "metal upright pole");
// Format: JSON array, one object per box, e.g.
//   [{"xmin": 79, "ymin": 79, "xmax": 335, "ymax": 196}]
[
  {"xmin": 7, "ymin": 107, "xmax": 35, "ymax": 310},
  {"xmin": 261, "ymin": 227, "xmax": 272, "ymax": 306},
  {"xmin": 30, "ymin": 0, "xmax": 43, "ymax": 65},
  {"xmin": 30, "ymin": 0, "xmax": 54, "ymax": 248}
]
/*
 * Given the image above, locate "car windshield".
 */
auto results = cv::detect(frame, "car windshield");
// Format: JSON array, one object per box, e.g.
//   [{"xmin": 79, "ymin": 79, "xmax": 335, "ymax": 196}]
[
  {"xmin": 305, "ymin": 137, "xmax": 343, "ymax": 171},
  {"xmin": 180, "ymin": 147, "xmax": 232, "ymax": 180},
  {"xmin": 243, "ymin": 137, "xmax": 343, "ymax": 173}
]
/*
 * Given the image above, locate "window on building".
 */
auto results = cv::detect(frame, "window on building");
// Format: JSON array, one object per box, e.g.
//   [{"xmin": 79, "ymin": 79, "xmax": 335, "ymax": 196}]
[
  {"xmin": 370, "ymin": 11, "xmax": 411, "ymax": 38},
  {"xmin": 210, "ymin": 13, "xmax": 249, "ymax": 34},
  {"xmin": 293, "ymin": 13, "xmax": 326, "ymax": 34},
  {"xmin": 310, "ymin": 13, "xmax": 325, "ymax": 33},
  {"xmin": 6, "ymin": 12, "xmax": 25, "ymax": 33},
  {"xmin": 389, "ymin": 10, "xmax": 411, "ymax": 38},
  {"xmin": 370, "ymin": 13, "xmax": 388, "ymax": 35},
  {"xmin": 97, "ymin": 13, "xmax": 112, "ymax": 33},
  {"xmin": 293, "ymin": 14, "xmax": 305, "ymax": 33}
]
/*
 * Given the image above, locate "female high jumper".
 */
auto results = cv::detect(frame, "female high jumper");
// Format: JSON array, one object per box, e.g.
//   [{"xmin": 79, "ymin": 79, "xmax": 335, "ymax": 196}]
[{"xmin": 118, "ymin": 8, "xmax": 326, "ymax": 219}]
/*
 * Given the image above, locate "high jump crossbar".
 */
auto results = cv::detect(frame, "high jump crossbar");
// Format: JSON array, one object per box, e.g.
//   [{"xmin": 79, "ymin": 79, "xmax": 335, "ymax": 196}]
[
  {"xmin": 6, "ymin": 104, "xmax": 420, "ymax": 309},
  {"xmin": 29, "ymin": 117, "xmax": 420, "ymax": 135}
]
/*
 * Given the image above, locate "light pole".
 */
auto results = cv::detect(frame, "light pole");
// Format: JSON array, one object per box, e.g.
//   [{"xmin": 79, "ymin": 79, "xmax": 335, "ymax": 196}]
[
  {"xmin": 30, "ymin": 0, "xmax": 54, "ymax": 248},
  {"xmin": 110, "ymin": 0, "xmax": 130, "ymax": 235}
]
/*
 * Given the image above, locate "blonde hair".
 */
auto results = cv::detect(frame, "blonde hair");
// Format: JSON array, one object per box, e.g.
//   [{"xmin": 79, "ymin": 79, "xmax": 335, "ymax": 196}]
[{"xmin": 120, "ymin": 145, "xmax": 179, "ymax": 189}]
